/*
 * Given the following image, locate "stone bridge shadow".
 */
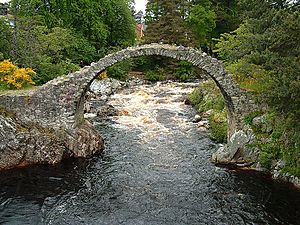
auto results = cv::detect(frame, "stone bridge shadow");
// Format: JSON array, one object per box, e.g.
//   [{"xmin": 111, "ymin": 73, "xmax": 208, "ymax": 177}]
[{"xmin": 0, "ymin": 44, "xmax": 259, "ymax": 170}]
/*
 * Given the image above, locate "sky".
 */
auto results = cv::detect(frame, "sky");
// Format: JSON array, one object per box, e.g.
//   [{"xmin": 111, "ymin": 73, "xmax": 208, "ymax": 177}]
[
  {"xmin": 135, "ymin": 0, "xmax": 147, "ymax": 13},
  {"xmin": 0, "ymin": 0, "xmax": 148, "ymax": 11},
  {"xmin": 0, "ymin": 0, "xmax": 148, "ymax": 12}
]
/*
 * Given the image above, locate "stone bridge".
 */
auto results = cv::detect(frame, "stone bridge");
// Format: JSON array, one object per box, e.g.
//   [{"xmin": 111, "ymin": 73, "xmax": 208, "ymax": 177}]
[{"xmin": 0, "ymin": 44, "xmax": 258, "ymax": 170}]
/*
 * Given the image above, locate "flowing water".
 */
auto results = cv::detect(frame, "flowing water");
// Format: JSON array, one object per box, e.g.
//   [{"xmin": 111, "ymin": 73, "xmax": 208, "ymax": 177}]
[{"xmin": 0, "ymin": 82, "xmax": 299, "ymax": 225}]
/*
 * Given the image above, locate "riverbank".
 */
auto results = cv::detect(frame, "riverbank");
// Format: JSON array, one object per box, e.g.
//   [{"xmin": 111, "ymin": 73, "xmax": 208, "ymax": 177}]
[{"xmin": 186, "ymin": 80, "xmax": 300, "ymax": 189}]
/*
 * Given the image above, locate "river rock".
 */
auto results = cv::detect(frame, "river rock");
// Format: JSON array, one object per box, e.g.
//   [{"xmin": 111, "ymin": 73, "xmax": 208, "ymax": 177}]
[
  {"xmin": 211, "ymin": 129, "xmax": 259, "ymax": 166},
  {"xmin": 192, "ymin": 114, "xmax": 202, "ymax": 123},
  {"xmin": 252, "ymin": 115, "xmax": 272, "ymax": 133},
  {"xmin": 198, "ymin": 120, "xmax": 209, "ymax": 128},
  {"xmin": 84, "ymin": 113, "xmax": 97, "ymax": 119},
  {"xmin": 96, "ymin": 105, "xmax": 119, "ymax": 117},
  {"xmin": 202, "ymin": 109, "xmax": 213, "ymax": 117}
]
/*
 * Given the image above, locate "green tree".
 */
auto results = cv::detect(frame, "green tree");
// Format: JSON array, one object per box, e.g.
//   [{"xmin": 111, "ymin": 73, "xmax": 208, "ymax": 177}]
[
  {"xmin": 211, "ymin": 0, "xmax": 240, "ymax": 36},
  {"xmin": 5, "ymin": 0, "xmax": 136, "ymax": 84},
  {"xmin": 140, "ymin": 0, "xmax": 199, "ymax": 81},
  {"xmin": 10, "ymin": 0, "xmax": 136, "ymax": 53},
  {"xmin": 188, "ymin": 0, "xmax": 216, "ymax": 47},
  {"xmin": 145, "ymin": 0, "xmax": 196, "ymax": 47},
  {"xmin": 0, "ymin": 18, "xmax": 12, "ymax": 60},
  {"xmin": 12, "ymin": 22, "xmax": 83, "ymax": 84},
  {"xmin": 216, "ymin": 0, "xmax": 300, "ymax": 175}
]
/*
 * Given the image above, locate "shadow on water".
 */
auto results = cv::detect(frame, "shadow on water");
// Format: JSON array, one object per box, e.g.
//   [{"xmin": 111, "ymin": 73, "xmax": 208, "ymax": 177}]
[{"xmin": 0, "ymin": 155, "xmax": 103, "ymax": 224}]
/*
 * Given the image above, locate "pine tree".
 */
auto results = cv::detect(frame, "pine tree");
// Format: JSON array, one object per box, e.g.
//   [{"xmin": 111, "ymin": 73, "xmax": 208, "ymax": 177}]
[{"xmin": 144, "ymin": 0, "xmax": 196, "ymax": 47}]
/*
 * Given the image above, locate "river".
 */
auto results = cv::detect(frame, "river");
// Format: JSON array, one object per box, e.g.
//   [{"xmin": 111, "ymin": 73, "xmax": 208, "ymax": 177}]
[{"xmin": 0, "ymin": 81, "xmax": 299, "ymax": 225}]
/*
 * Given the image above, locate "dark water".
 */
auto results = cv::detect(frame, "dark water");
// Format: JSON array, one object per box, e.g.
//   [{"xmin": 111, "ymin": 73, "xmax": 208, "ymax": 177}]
[{"xmin": 0, "ymin": 82, "xmax": 299, "ymax": 225}]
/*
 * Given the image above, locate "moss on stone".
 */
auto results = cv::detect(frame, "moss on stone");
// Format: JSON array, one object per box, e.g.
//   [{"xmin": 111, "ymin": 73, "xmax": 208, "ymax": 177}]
[{"xmin": 0, "ymin": 107, "xmax": 14, "ymax": 118}]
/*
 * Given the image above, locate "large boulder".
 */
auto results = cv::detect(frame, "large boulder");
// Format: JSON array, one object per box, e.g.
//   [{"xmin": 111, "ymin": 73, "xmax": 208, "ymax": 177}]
[
  {"xmin": 0, "ymin": 115, "xmax": 104, "ymax": 170},
  {"xmin": 211, "ymin": 129, "xmax": 259, "ymax": 166}
]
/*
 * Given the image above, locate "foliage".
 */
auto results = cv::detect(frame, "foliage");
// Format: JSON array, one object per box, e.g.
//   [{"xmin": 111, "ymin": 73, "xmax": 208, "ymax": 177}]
[
  {"xmin": 244, "ymin": 111, "xmax": 262, "ymax": 125},
  {"xmin": 188, "ymin": 2, "xmax": 216, "ymax": 46},
  {"xmin": 253, "ymin": 112, "xmax": 300, "ymax": 176},
  {"xmin": 98, "ymin": 71, "xmax": 108, "ymax": 80},
  {"xmin": 143, "ymin": 0, "xmax": 200, "ymax": 78},
  {"xmin": 107, "ymin": 59, "xmax": 133, "ymax": 81},
  {"xmin": 175, "ymin": 61, "xmax": 197, "ymax": 81},
  {"xmin": 188, "ymin": 86, "xmax": 203, "ymax": 106},
  {"xmin": 0, "ymin": 0, "xmax": 136, "ymax": 85},
  {"xmin": 145, "ymin": 0, "xmax": 196, "ymax": 46},
  {"xmin": 10, "ymin": 0, "xmax": 136, "ymax": 52},
  {"xmin": 0, "ymin": 18, "xmax": 12, "ymax": 60},
  {"xmin": 0, "ymin": 60, "xmax": 35, "ymax": 89},
  {"xmin": 215, "ymin": 0, "xmax": 300, "ymax": 176},
  {"xmin": 226, "ymin": 59, "xmax": 267, "ymax": 93},
  {"xmin": 209, "ymin": 110, "xmax": 228, "ymax": 143},
  {"xmin": 144, "ymin": 67, "xmax": 166, "ymax": 82},
  {"xmin": 8, "ymin": 23, "xmax": 82, "ymax": 85},
  {"xmin": 188, "ymin": 80, "xmax": 227, "ymax": 143},
  {"xmin": 210, "ymin": 0, "xmax": 240, "ymax": 37},
  {"xmin": 189, "ymin": 81, "xmax": 225, "ymax": 113}
]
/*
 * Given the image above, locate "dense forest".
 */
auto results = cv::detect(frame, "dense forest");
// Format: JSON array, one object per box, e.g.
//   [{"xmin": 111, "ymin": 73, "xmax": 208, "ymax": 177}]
[
  {"xmin": 0, "ymin": 0, "xmax": 136, "ymax": 85},
  {"xmin": 0, "ymin": 0, "xmax": 299, "ymax": 176}
]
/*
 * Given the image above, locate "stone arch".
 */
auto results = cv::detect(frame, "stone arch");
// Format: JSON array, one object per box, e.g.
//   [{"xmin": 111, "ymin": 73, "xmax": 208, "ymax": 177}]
[
  {"xmin": 0, "ymin": 44, "xmax": 259, "ymax": 169},
  {"xmin": 72, "ymin": 44, "xmax": 240, "ymax": 137}
]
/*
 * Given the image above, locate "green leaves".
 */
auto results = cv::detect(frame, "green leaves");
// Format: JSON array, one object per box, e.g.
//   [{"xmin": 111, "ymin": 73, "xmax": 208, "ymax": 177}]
[
  {"xmin": 10, "ymin": 0, "xmax": 136, "ymax": 53},
  {"xmin": 144, "ymin": 0, "xmax": 196, "ymax": 47},
  {"xmin": 3, "ymin": 0, "xmax": 136, "ymax": 84},
  {"xmin": 215, "ymin": 0, "xmax": 300, "ymax": 175},
  {"xmin": 0, "ymin": 18, "xmax": 12, "ymax": 60},
  {"xmin": 188, "ymin": 4, "xmax": 216, "ymax": 45}
]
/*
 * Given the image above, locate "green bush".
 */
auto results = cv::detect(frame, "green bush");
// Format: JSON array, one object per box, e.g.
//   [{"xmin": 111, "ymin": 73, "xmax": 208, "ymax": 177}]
[
  {"xmin": 107, "ymin": 59, "xmax": 133, "ymax": 81},
  {"xmin": 244, "ymin": 111, "xmax": 263, "ymax": 125},
  {"xmin": 281, "ymin": 166, "xmax": 300, "ymax": 178},
  {"xmin": 144, "ymin": 68, "xmax": 165, "ymax": 81},
  {"xmin": 209, "ymin": 111, "xmax": 228, "ymax": 143},
  {"xmin": 251, "ymin": 112, "xmax": 300, "ymax": 177},
  {"xmin": 258, "ymin": 142, "xmax": 282, "ymax": 170},
  {"xmin": 188, "ymin": 80, "xmax": 225, "ymax": 113},
  {"xmin": 33, "ymin": 57, "xmax": 79, "ymax": 85},
  {"xmin": 188, "ymin": 87, "xmax": 203, "ymax": 106},
  {"xmin": 188, "ymin": 80, "xmax": 228, "ymax": 143},
  {"xmin": 175, "ymin": 61, "xmax": 196, "ymax": 81}
]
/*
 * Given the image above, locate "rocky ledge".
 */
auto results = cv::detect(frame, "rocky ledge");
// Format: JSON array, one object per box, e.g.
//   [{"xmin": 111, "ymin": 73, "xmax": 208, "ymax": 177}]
[{"xmin": 0, "ymin": 114, "xmax": 103, "ymax": 170}]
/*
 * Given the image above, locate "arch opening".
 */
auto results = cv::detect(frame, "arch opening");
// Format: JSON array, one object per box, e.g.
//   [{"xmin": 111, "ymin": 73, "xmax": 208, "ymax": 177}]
[{"xmin": 73, "ymin": 44, "xmax": 237, "ymax": 139}]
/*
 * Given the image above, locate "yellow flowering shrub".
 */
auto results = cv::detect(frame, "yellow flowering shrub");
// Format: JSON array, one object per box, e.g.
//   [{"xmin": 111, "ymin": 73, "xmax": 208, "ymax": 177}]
[
  {"xmin": 98, "ymin": 71, "xmax": 108, "ymax": 80},
  {"xmin": 0, "ymin": 60, "xmax": 35, "ymax": 89}
]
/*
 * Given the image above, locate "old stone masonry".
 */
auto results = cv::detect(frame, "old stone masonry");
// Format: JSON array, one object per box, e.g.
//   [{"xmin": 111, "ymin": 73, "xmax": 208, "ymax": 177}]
[{"xmin": 0, "ymin": 44, "xmax": 258, "ymax": 170}]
